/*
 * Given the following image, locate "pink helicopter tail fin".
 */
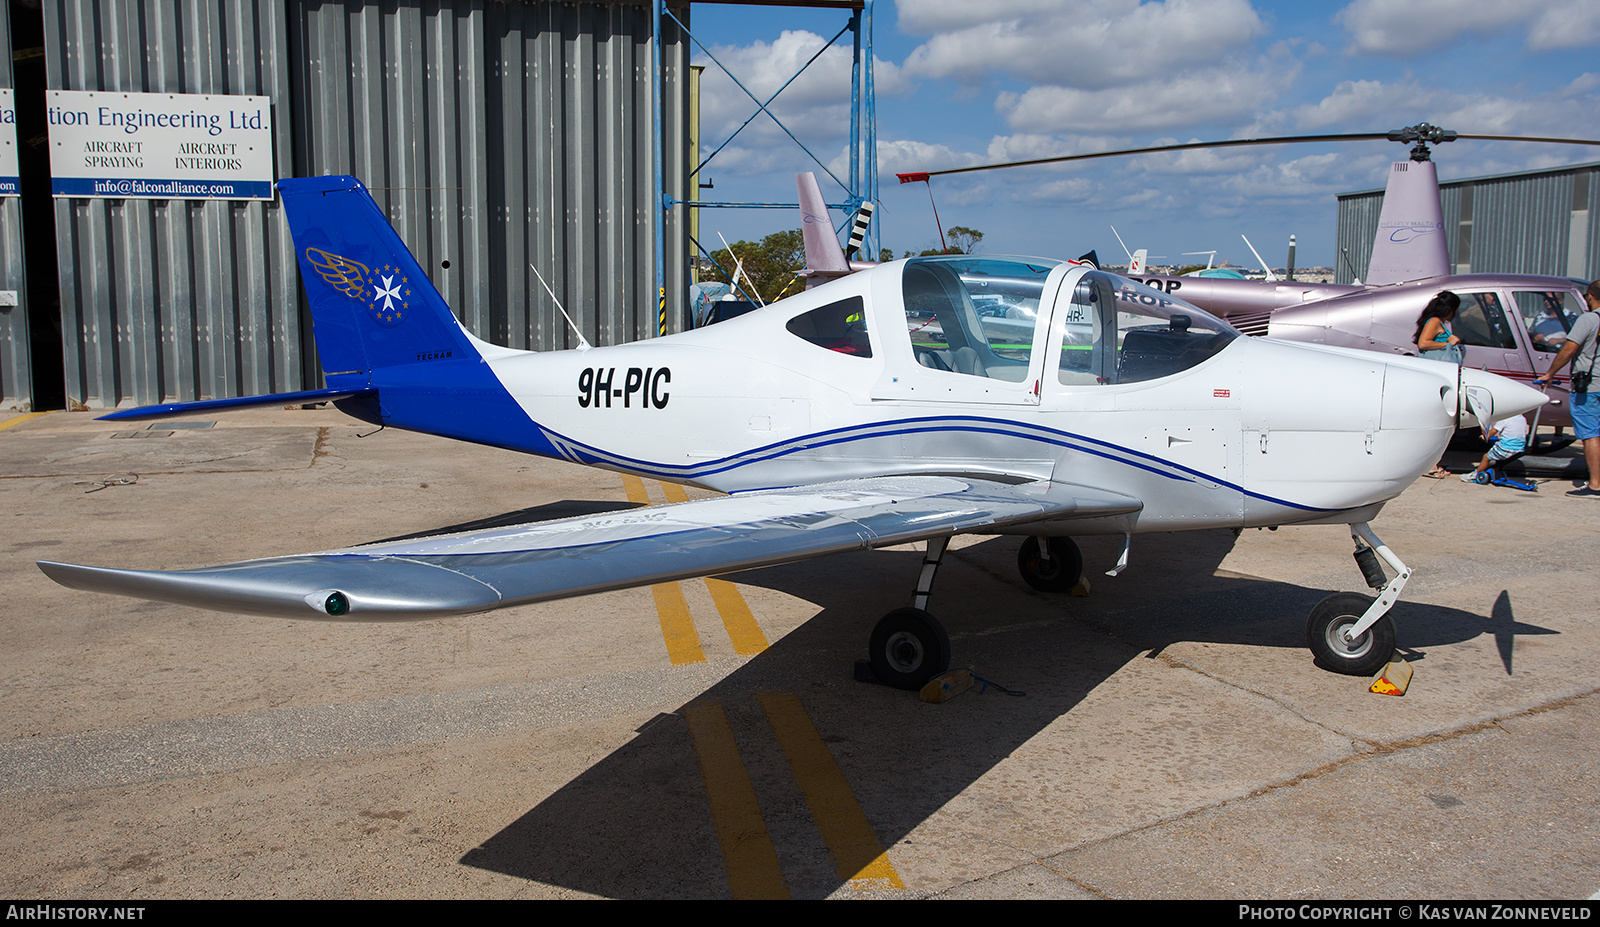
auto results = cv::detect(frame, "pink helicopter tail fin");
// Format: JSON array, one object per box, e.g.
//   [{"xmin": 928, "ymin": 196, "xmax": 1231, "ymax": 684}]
[
  {"xmin": 797, "ymin": 172, "xmax": 852, "ymax": 288},
  {"xmin": 1365, "ymin": 160, "xmax": 1450, "ymax": 285}
]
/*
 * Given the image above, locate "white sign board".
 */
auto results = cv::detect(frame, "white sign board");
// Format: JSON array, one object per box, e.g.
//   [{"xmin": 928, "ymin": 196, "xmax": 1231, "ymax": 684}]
[
  {"xmin": 0, "ymin": 89, "xmax": 17, "ymax": 195},
  {"xmin": 48, "ymin": 90, "xmax": 274, "ymax": 200}
]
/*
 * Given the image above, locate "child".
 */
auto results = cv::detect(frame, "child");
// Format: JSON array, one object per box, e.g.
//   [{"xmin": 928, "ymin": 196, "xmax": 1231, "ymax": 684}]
[{"xmin": 1461, "ymin": 414, "xmax": 1530, "ymax": 482}]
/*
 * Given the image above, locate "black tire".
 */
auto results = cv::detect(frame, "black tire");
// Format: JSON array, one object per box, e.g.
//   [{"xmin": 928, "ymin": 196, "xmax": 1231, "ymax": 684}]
[
  {"xmin": 1016, "ymin": 536, "xmax": 1083, "ymax": 593},
  {"xmin": 1306, "ymin": 592, "xmax": 1396, "ymax": 676},
  {"xmin": 868, "ymin": 607, "xmax": 951, "ymax": 690}
]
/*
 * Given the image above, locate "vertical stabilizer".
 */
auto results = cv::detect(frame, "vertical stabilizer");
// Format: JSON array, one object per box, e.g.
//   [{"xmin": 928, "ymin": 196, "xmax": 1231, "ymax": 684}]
[
  {"xmin": 278, "ymin": 176, "xmax": 481, "ymax": 387},
  {"xmin": 1365, "ymin": 160, "xmax": 1449, "ymax": 286},
  {"xmin": 797, "ymin": 172, "xmax": 851, "ymax": 287},
  {"xmin": 1129, "ymin": 249, "xmax": 1147, "ymax": 275}
]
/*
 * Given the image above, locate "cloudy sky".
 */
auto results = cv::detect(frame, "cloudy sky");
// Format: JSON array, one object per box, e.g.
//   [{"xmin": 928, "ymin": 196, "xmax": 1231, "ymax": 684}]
[{"xmin": 688, "ymin": 0, "xmax": 1600, "ymax": 270}]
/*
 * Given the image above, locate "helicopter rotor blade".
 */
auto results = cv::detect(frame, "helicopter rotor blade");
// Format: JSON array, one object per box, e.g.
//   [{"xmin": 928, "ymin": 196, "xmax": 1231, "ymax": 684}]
[{"xmin": 918, "ymin": 126, "xmax": 1600, "ymax": 179}]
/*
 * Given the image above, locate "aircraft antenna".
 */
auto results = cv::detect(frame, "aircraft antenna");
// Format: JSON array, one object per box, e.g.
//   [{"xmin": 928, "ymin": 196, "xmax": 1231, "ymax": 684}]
[
  {"xmin": 1110, "ymin": 226, "xmax": 1134, "ymax": 262},
  {"xmin": 719, "ymin": 233, "xmax": 766, "ymax": 306},
  {"xmin": 1241, "ymin": 235, "xmax": 1278, "ymax": 282},
  {"xmin": 529, "ymin": 263, "xmax": 591, "ymax": 350}
]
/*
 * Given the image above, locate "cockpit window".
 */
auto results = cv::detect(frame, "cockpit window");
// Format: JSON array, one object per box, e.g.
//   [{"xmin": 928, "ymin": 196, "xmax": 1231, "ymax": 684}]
[
  {"xmin": 1514, "ymin": 290, "xmax": 1582, "ymax": 353},
  {"xmin": 902, "ymin": 257, "xmax": 1059, "ymax": 381},
  {"xmin": 786, "ymin": 296, "xmax": 871, "ymax": 357},
  {"xmin": 1059, "ymin": 272, "xmax": 1238, "ymax": 385}
]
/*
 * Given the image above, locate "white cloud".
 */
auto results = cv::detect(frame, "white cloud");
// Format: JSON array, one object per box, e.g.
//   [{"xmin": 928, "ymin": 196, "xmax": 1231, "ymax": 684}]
[
  {"xmin": 1527, "ymin": 1, "xmax": 1600, "ymax": 50},
  {"xmin": 997, "ymin": 62, "xmax": 1283, "ymax": 133},
  {"xmin": 1334, "ymin": 0, "xmax": 1600, "ymax": 54},
  {"xmin": 1290, "ymin": 76, "xmax": 1600, "ymax": 139},
  {"xmin": 900, "ymin": 0, "xmax": 1265, "ymax": 88}
]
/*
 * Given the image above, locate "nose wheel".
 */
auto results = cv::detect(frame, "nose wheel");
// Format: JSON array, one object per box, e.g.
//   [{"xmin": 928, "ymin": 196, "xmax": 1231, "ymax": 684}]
[
  {"xmin": 1306, "ymin": 523, "xmax": 1408, "ymax": 676},
  {"xmin": 1306, "ymin": 592, "xmax": 1396, "ymax": 676}
]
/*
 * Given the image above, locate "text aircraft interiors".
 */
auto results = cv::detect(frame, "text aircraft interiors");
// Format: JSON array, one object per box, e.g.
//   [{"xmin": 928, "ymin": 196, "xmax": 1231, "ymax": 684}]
[{"xmin": 39, "ymin": 175, "xmax": 1547, "ymax": 687}]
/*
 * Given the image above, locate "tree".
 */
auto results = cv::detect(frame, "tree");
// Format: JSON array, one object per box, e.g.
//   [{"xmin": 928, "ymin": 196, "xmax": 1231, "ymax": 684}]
[
  {"xmin": 706, "ymin": 229, "xmax": 805, "ymax": 302},
  {"xmin": 947, "ymin": 226, "xmax": 983, "ymax": 254},
  {"xmin": 914, "ymin": 225, "xmax": 985, "ymax": 257}
]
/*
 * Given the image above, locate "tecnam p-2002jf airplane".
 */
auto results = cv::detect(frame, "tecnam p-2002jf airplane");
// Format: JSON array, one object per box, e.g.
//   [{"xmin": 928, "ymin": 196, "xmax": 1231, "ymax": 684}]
[{"xmin": 38, "ymin": 175, "xmax": 1546, "ymax": 687}]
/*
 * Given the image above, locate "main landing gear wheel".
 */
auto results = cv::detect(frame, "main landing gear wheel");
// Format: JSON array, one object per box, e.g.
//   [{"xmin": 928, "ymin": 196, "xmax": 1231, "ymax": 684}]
[
  {"xmin": 869, "ymin": 607, "xmax": 951, "ymax": 690},
  {"xmin": 1016, "ymin": 536, "xmax": 1083, "ymax": 593},
  {"xmin": 1306, "ymin": 592, "xmax": 1396, "ymax": 676}
]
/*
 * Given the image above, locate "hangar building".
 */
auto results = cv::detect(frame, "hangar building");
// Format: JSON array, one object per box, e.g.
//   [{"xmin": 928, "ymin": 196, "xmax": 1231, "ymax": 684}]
[{"xmin": 0, "ymin": 0, "xmax": 693, "ymax": 412}]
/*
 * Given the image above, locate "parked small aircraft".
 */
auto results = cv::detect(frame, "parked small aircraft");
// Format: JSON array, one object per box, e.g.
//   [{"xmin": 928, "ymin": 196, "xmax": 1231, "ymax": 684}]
[{"xmin": 38, "ymin": 175, "xmax": 1546, "ymax": 686}]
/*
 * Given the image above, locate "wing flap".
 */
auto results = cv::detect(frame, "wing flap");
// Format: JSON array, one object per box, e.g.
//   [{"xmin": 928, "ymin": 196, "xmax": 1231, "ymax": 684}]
[{"xmin": 39, "ymin": 476, "xmax": 1140, "ymax": 621}]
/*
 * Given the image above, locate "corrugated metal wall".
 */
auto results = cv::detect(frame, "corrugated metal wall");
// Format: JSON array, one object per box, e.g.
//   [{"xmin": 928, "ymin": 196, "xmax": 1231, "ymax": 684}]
[
  {"xmin": 40, "ymin": 0, "xmax": 688, "ymax": 409},
  {"xmin": 48, "ymin": 1, "xmax": 302, "ymax": 409},
  {"xmin": 1336, "ymin": 161, "xmax": 1600, "ymax": 285},
  {"xmin": 0, "ymin": 5, "xmax": 31, "ymax": 411}
]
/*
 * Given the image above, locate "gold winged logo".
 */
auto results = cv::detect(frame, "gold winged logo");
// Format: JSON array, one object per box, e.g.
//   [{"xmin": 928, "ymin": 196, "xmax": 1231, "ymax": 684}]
[{"xmin": 305, "ymin": 247, "xmax": 371, "ymax": 300}]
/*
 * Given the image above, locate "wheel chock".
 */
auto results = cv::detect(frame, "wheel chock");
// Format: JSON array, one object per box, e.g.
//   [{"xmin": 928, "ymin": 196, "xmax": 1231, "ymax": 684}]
[
  {"xmin": 1369, "ymin": 654, "xmax": 1412, "ymax": 696},
  {"xmin": 920, "ymin": 668, "xmax": 973, "ymax": 703},
  {"xmin": 1070, "ymin": 578, "xmax": 1091, "ymax": 597}
]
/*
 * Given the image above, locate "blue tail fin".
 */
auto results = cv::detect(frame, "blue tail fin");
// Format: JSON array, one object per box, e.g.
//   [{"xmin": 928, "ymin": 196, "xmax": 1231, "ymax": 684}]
[
  {"xmin": 277, "ymin": 176, "xmax": 559, "ymax": 459},
  {"xmin": 278, "ymin": 176, "xmax": 480, "ymax": 386}
]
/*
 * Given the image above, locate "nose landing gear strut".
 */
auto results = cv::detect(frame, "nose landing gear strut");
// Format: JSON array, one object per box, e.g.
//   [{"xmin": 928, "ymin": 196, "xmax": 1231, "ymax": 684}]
[{"xmin": 1306, "ymin": 522, "xmax": 1409, "ymax": 676}]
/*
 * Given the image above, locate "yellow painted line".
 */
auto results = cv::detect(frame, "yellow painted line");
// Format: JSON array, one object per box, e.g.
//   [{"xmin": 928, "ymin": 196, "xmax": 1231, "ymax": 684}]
[
  {"xmin": 684, "ymin": 700, "xmax": 790, "ymax": 900},
  {"xmin": 706, "ymin": 577, "xmax": 769, "ymax": 655},
  {"xmin": 620, "ymin": 473, "xmax": 653, "ymax": 507},
  {"xmin": 653, "ymin": 480, "xmax": 769, "ymax": 656},
  {"xmin": 0, "ymin": 411, "xmax": 50, "ymax": 433},
  {"xmin": 758, "ymin": 691, "xmax": 905, "ymax": 890},
  {"xmin": 622, "ymin": 475, "xmax": 706, "ymax": 665},
  {"xmin": 651, "ymin": 581, "xmax": 706, "ymax": 665}
]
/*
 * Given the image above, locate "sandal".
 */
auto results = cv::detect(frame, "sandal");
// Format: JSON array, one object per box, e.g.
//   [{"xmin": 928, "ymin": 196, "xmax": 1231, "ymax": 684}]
[{"xmin": 1422, "ymin": 468, "xmax": 1450, "ymax": 479}]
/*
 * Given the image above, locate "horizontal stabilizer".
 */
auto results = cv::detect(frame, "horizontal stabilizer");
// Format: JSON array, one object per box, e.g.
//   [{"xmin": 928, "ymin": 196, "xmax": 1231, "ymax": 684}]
[
  {"xmin": 96, "ymin": 387, "xmax": 377, "ymax": 421},
  {"xmin": 39, "ymin": 476, "xmax": 1140, "ymax": 621}
]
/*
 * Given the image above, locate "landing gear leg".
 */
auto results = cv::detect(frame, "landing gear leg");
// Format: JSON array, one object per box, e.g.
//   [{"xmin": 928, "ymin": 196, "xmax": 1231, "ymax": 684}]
[
  {"xmin": 867, "ymin": 536, "xmax": 952, "ymax": 690},
  {"xmin": 1306, "ymin": 523, "xmax": 1409, "ymax": 676}
]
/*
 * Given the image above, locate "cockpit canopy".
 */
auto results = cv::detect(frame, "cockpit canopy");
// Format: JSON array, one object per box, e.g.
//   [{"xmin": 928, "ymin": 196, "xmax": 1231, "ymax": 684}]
[{"xmin": 900, "ymin": 257, "xmax": 1239, "ymax": 386}]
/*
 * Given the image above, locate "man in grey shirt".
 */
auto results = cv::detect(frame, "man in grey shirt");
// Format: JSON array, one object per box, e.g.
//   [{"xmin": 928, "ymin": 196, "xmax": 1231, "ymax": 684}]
[{"xmin": 1538, "ymin": 280, "xmax": 1600, "ymax": 496}]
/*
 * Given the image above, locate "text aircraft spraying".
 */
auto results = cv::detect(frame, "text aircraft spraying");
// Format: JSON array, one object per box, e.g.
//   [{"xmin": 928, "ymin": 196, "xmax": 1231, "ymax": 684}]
[
  {"xmin": 897, "ymin": 124, "xmax": 1600, "ymax": 433},
  {"xmin": 39, "ymin": 174, "xmax": 1546, "ymax": 686}
]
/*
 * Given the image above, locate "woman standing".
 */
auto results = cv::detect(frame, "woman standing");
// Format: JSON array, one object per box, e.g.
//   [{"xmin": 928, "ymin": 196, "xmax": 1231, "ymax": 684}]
[
  {"xmin": 1415, "ymin": 290, "xmax": 1463, "ymax": 365},
  {"xmin": 1416, "ymin": 290, "xmax": 1462, "ymax": 477}
]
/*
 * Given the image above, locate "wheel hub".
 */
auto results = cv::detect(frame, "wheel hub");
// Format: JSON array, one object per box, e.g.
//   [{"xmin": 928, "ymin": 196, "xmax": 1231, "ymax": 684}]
[
  {"xmin": 1327, "ymin": 618, "xmax": 1372, "ymax": 658},
  {"xmin": 885, "ymin": 631, "xmax": 924, "ymax": 670}
]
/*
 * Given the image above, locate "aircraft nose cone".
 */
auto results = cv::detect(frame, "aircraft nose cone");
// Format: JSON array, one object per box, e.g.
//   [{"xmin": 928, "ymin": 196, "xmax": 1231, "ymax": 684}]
[{"xmin": 1457, "ymin": 367, "xmax": 1549, "ymax": 422}]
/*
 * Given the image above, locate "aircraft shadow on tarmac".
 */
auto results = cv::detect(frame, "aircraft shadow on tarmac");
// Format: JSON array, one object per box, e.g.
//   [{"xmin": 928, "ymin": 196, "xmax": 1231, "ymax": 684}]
[{"xmin": 442, "ymin": 515, "xmax": 1554, "ymax": 898}]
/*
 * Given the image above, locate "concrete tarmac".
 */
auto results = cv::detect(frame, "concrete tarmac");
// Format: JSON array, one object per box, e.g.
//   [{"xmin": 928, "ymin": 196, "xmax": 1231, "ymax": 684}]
[{"xmin": 2, "ymin": 408, "xmax": 1597, "ymax": 899}]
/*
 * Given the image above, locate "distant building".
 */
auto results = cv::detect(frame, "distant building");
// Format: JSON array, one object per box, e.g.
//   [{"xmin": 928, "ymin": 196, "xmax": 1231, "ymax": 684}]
[{"xmin": 1336, "ymin": 160, "xmax": 1599, "ymax": 285}]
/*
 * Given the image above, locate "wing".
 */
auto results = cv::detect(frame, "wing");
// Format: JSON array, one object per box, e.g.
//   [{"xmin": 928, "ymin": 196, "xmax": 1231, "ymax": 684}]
[{"xmin": 38, "ymin": 475, "xmax": 1140, "ymax": 621}]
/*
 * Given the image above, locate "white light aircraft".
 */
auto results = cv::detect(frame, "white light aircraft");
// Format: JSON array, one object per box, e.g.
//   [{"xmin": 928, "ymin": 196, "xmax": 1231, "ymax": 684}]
[{"xmin": 38, "ymin": 175, "xmax": 1547, "ymax": 686}]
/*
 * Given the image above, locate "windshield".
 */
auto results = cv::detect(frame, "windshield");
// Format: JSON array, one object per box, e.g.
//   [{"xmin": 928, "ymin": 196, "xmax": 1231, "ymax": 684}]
[{"xmin": 1059, "ymin": 271, "xmax": 1239, "ymax": 385}]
